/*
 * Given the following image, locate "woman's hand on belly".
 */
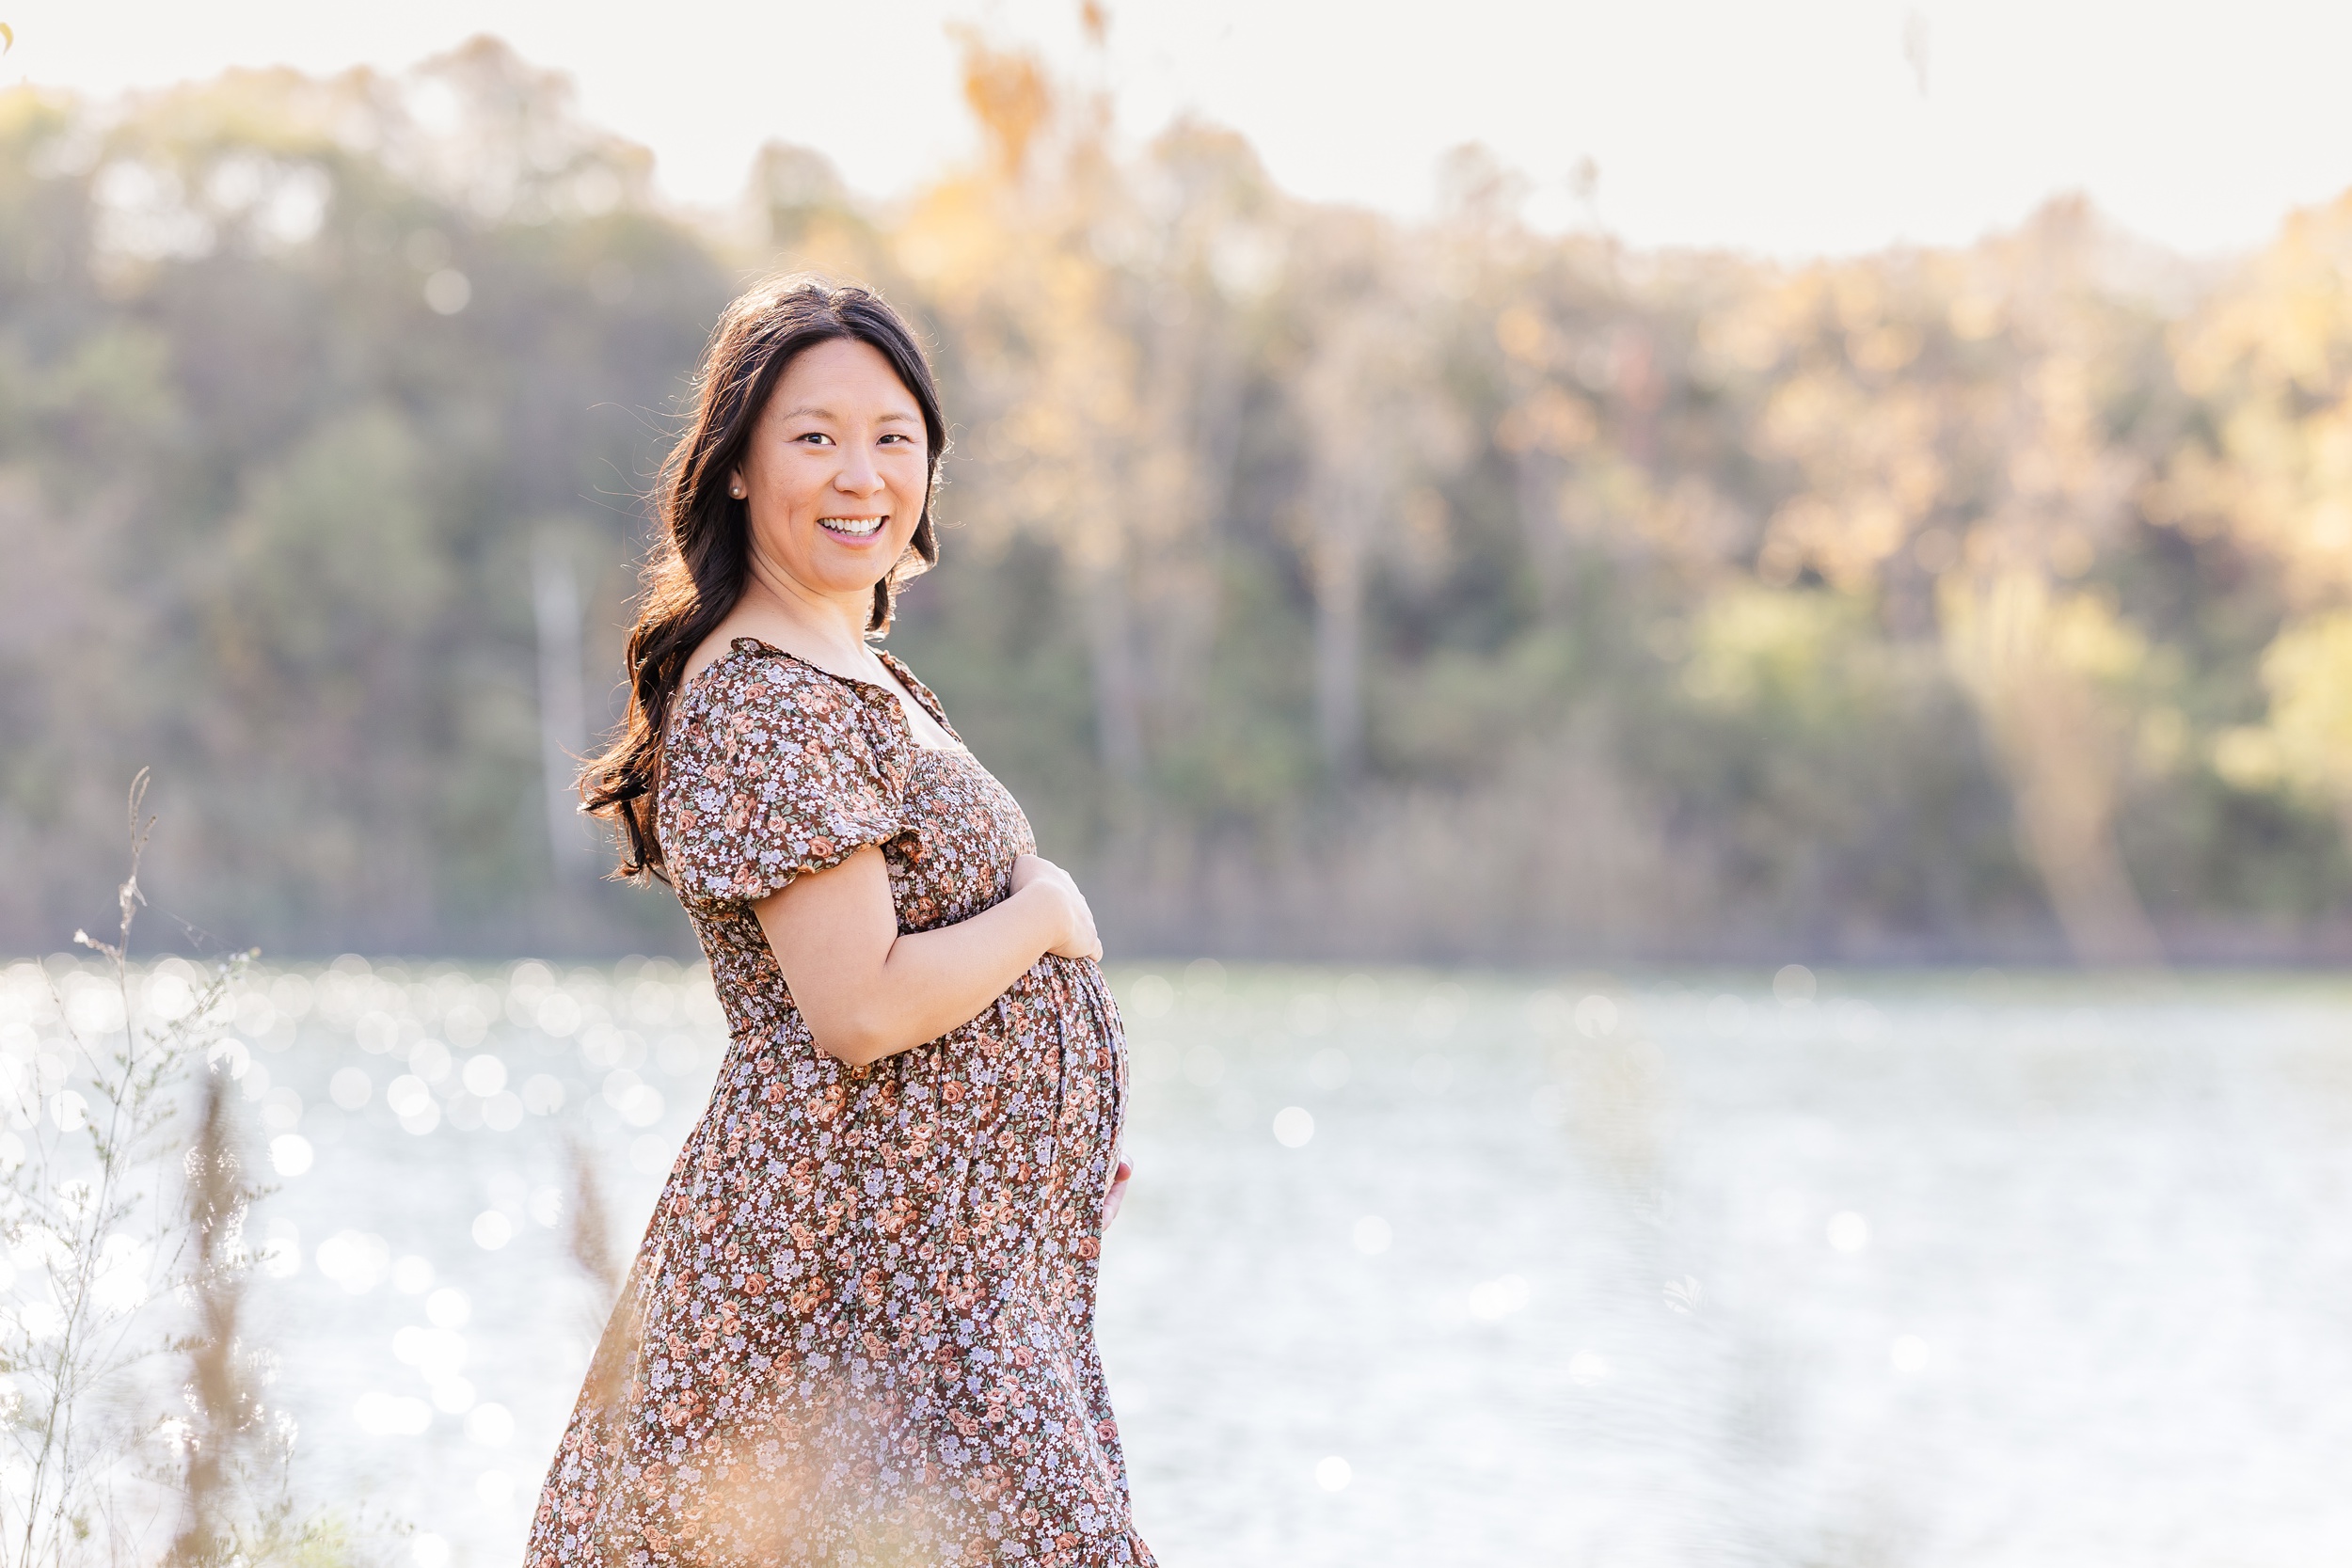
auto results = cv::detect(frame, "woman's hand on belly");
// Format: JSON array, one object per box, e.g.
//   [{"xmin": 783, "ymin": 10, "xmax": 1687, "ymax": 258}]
[
  {"xmin": 754, "ymin": 844, "xmax": 1100, "ymax": 1067},
  {"xmin": 1009, "ymin": 853, "xmax": 1103, "ymax": 961}
]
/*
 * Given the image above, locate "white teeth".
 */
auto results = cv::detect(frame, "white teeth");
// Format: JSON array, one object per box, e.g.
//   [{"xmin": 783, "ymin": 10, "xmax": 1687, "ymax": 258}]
[{"xmin": 821, "ymin": 516, "xmax": 884, "ymax": 536}]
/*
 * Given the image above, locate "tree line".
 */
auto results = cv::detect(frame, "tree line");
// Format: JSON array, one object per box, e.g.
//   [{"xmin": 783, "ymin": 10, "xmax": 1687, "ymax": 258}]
[{"xmin": 8, "ymin": 33, "xmax": 2352, "ymax": 964}]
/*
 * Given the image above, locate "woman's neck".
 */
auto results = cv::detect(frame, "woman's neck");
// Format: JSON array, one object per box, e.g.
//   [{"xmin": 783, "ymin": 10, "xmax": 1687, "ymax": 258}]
[
  {"xmin": 734, "ymin": 562, "xmax": 879, "ymax": 673},
  {"xmin": 679, "ymin": 562, "xmax": 882, "ymax": 693}
]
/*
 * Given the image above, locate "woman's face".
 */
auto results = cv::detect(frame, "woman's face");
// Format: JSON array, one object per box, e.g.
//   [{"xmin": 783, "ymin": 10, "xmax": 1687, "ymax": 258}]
[{"xmin": 732, "ymin": 337, "xmax": 930, "ymax": 604}]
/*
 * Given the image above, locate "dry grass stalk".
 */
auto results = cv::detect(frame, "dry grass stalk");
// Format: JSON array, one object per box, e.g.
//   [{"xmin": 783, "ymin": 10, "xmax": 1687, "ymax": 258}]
[
  {"xmin": 561, "ymin": 1134, "xmax": 620, "ymax": 1305},
  {"xmin": 166, "ymin": 1075, "xmax": 258, "ymax": 1565},
  {"xmin": 0, "ymin": 773, "xmax": 352, "ymax": 1566}
]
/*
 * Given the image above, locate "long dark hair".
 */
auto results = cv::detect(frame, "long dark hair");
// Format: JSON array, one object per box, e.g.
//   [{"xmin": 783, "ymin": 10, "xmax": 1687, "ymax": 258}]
[{"xmin": 581, "ymin": 277, "xmax": 946, "ymax": 881}]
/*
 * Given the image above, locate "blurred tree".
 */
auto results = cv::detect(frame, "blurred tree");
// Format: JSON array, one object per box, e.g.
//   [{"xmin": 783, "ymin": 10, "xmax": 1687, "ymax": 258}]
[
  {"xmin": 10, "ymin": 39, "xmax": 2352, "ymax": 962},
  {"xmin": 1286, "ymin": 210, "xmax": 1467, "ymax": 783},
  {"xmin": 1724, "ymin": 202, "xmax": 2173, "ymax": 963},
  {"xmin": 1941, "ymin": 570, "xmax": 2162, "ymax": 965},
  {"xmin": 2163, "ymin": 194, "xmax": 2352, "ymax": 886},
  {"xmin": 0, "ymin": 41, "xmax": 729, "ymax": 955}
]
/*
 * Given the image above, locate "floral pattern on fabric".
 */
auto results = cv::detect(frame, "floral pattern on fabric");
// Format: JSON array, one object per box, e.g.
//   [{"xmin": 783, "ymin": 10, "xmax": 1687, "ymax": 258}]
[{"xmin": 526, "ymin": 638, "xmax": 1152, "ymax": 1568}]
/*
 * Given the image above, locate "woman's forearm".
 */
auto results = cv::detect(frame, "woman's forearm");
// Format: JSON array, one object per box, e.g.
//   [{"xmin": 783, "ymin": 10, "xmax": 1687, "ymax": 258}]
[
  {"xmin": 837, "ymin": 887, "xmax": 1067, "ymax": 1064},
  {"xmin": 754, "ymin": 847, "xmax": 1070, "ymax": 1067}
]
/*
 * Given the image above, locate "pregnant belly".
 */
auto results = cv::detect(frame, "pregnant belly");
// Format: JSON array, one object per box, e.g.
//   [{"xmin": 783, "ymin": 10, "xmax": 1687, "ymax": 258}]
[{"xmin": 930, "ymin": 955, "xmax": 1125, "ymax": 1238}]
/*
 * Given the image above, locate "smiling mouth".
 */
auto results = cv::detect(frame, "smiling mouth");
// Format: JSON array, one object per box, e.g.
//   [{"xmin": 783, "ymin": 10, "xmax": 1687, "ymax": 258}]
[{"xmin": 819, "ymin": 515, "xmax": 887, "ymax": 539}]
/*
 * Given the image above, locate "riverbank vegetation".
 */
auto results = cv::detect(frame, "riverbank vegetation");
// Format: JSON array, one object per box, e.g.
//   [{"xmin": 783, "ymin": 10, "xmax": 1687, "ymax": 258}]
[
  {"xmin": 0, "ymin": 776, "xmax": 360, "ymax": 1562},
  {"xmin": 9, "ymin": 33, "xmax": 2352, "ymax": 963}
]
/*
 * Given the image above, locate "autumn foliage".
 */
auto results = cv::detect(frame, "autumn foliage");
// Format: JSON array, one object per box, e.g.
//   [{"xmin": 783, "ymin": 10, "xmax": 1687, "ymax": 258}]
[{"xmin": 8, "ymin": 36, "xmax": 2352, "ymax": 963}]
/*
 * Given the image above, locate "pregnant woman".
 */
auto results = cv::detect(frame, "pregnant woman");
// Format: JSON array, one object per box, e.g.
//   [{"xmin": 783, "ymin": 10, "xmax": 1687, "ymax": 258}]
[{"xmin": 528, "ymin": 279, "xmax": 1152, "ymax": 1566}]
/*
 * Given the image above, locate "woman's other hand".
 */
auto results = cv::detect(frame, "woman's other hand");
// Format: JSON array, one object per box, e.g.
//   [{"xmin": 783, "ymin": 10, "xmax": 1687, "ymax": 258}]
[
  {"xmin": 1010, "ymin": 853, "xmax": 1103, "ymax": 961},
  {"xmin": 1102, "ymin": 1159, "xmax": 1133, "ymax": 1227}
]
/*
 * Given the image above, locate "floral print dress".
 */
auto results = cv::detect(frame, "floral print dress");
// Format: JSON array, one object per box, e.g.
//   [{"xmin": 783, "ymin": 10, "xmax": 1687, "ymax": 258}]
[{"xmin": 526, "ymin": 638, "xmax": 1152, "ymax": 1568}]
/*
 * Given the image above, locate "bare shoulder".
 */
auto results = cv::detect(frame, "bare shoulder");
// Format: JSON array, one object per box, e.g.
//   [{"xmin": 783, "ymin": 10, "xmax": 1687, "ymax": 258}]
[
  {"xmin": 679, "ymin": 620, "xmax": 762, "ymax": 691},
  {"xmin": 680, "ymin": 608, "xmax": 846, "ymax": 691}
]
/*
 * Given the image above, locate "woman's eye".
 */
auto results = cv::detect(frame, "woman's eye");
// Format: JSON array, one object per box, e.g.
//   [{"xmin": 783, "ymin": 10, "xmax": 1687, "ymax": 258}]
[{"xmin": 798, "ymin": 432, "xmax": 833, "ymax": 446}]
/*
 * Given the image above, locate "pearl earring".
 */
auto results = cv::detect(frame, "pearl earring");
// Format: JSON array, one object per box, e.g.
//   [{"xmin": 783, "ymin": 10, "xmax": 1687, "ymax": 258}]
[{"xmin": 729, "ymin": 483, "xmax": 746, "ymax": 499}]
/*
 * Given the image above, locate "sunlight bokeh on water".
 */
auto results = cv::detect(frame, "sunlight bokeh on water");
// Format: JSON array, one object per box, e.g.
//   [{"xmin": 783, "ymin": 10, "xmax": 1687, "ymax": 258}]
[{"xmin": 8, "ymin": 956, "xmax": 2350, "ymax": 1565}]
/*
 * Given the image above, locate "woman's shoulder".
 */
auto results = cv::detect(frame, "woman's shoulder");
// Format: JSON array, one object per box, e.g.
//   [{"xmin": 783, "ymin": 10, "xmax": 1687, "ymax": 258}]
[
  {"xmin": 660, "ymin": 638, "xmax": 914, "ymax": 906},
  {"xmin": 662, "ymin": 638, "xmax": 898, "ymax": 812},
  {"xmin": 670, "ymin": 638, "xmax": 866, "ymax": 756}
]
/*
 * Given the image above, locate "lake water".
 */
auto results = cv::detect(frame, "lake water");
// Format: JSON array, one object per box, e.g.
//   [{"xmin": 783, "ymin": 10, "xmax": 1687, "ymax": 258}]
[{"xmin": 9, "ymin": 956, "xmax": 2352, "ymax": 1565}]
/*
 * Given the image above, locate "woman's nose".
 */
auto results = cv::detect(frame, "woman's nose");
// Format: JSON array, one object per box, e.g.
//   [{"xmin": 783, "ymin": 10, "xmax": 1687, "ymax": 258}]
[{"xmin": 836, "ymin": 446, "xmax": 884, "ymax": 494}]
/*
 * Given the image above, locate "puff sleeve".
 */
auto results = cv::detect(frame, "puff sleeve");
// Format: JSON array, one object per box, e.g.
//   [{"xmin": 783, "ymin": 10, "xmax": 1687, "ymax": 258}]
[{"xmin": 658, "ymin": 651, "xmax": 916, "ymax": 907}]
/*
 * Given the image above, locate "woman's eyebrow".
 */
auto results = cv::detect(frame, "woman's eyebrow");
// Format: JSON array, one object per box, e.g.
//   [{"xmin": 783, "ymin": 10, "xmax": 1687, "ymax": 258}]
[{"xmin": 779, "ymin": 404, "xmax": 921, "ymax": 423}]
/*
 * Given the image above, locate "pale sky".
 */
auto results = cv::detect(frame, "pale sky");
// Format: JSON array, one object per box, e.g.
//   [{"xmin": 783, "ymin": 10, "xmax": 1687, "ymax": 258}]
[{"xmin": 7, "ymin": 0, "xmax": 2346, "ymax": 258}]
